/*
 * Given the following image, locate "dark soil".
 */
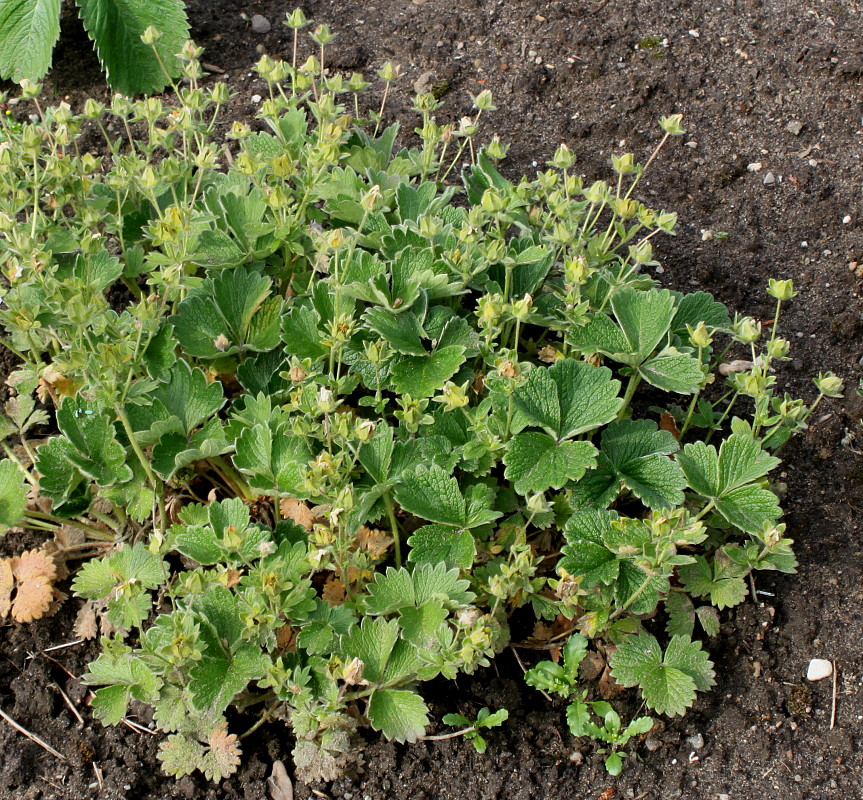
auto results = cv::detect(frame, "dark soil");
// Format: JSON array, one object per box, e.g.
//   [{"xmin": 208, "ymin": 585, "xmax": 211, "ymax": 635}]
[{"xmin": 2, "ymin": 1, "xmax": 863, "ymax": 798}]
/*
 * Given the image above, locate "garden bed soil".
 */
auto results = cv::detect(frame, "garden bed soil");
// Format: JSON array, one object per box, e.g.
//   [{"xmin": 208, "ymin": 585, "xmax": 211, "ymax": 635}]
[{"xmin": 2, "ymin": 1, "xmax": 863, "ymax": 798}]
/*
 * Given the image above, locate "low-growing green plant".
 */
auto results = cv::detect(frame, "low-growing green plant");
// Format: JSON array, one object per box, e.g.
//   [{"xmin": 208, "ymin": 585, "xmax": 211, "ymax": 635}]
[
  {"xmin": 0, "ymin": 12, "xmax": 844, "ymax": 783},
  {"xmin": 433, "ymin": 706, "xmax": 509, "ymax": 754},
  {"xmin": 0, "ymin": 0, "xmax": 189, "ymax": 95},
  {"xmin": 526, "ymin": 634, "xmax": 654, "ymax": 776}
]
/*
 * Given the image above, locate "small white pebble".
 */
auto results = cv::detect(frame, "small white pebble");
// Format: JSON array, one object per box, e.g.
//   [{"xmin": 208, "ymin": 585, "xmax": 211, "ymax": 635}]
[
  {"xmin": 251, "ymin": 94, "xmax": 262, "ymax": 103},
  {"xmin": 689, "ymin": 29, "xmax": 700, "ymax": 38},
  {"xmin": 747, "ymin": 162, "xmax": 763, "ymax": 172},
  {"xmin": 843, "ymin": 215, "xmax": 852, "ymax": 224},
  {"xmin": 799, "ymin": 241, "xmax": 808, "ymax": 248},
  {"xmin": 807, "ymin": 658, "xmax": 833, "ymax": 681}
]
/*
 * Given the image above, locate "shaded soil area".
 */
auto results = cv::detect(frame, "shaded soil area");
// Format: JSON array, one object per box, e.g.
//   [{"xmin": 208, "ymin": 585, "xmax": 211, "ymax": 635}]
[{"xmin": 2, "ymin": 1, "xmax": 863, "ymax": 798}]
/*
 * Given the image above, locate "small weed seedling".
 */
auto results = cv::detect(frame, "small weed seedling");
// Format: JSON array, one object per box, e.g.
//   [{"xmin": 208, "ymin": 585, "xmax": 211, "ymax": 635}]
[{"xmin": 433, "ymin": 707, "xmax": 510, "ymax": 753}]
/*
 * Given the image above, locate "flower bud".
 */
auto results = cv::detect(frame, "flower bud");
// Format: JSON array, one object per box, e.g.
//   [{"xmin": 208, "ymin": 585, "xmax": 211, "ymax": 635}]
[
  {"xmin": 659, "ymin": 113, "xmax": 685, "ymax": 135},
  {"xmin": 434, "ymin": 381, "xmax": 469, "ymax": 411},
  {"xmin": 611, "ymin": 152, "xmax": 635, "ymax": 174},
  {"xmin": 284, "ymin": 8, "xmax": 310, "ymax": 29},
  {"xmin": 687, "ymin": 322, "xmax": 713, "ymax": 349},
  {"xmin": 141, "ymin": 26, "xmax": 162, "ymax": 45},
  {"xmin": 471, "ymin": 89, "xmax": 495, "ymax": 111},
  {"xmin": 486, "ymin": 135, "xmax": 510, "ymax": 161},
  {"xmin": 814, "ymin": 371, "xmax": 844, "ymax": 398},
  {"xmin": 767, "ymin": 278, "xmax": 797, "ymax": 301},
  {"xmin": 730, "ymin": 315, "xmax": 761, "ymax": 344}
]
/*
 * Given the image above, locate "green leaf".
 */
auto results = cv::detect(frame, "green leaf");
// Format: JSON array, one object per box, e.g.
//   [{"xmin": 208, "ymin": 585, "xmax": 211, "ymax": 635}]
[
  {"xmin": 391, "ymin": 346, "xmax": 466, "ymax": 398},
  {"xmin": 670, "ymin": 291, "xmax": 729, "ymax": 336},
  {"xmin": 598, "ymin": 419, "xmax": 685, "ymax": 509},
  {"xmin": 363, "ymin": 307, "xmax": 426, "ymax": 356},
  {"xmin": 367, "ymin": 689, "xmax": 429, "ymax": 742},
  {"xmin": 77, "ymin": 0, "xmax": 189, "ymax": 96},
  {"xmin": 363, "ymin": 563, "xmax": 473, "ymax": 615},
  {"xmin": 90, "ymin": 684, "xmax": 131, "ymax": 726},
  {"xmin": 0, "ymin": 460, "xmax": 27, "ymax": 535},
  {"xmin": 513, "ymin": 360, "xmax": 622, "ymax": 440},
  {"xmin": 0, "ymin": 0, "xmax": 60, "ymax": 83},
  {"xmin": 280, "ymin": 304, "xmax": 328, "ymax": 360},
  {"xmin": 717, "ymin": 433, "xmax": 780, "ymax": 493},
  {"xmin": 610, "ymin": 634, "xmax": 715, "ymax": 717},
  {"xmin": 394, "ymin": 465, "xmax": 465, "ymax": 527},
  {"xmin": 407, "ymin": 524, "xmax": 475, "ymax": 570},
  {"xmin": 715, "ymin": 484, "xmax": 781, "ymax": 533},
  {"xmin": 340, "ymin": 616, "xmax": 399, "ymax": 684},
  {"xmin": 559, "ymin": 509, "xmax": 621, "ymax": 587},
  {"xmin": 158, "ymin": 734, "xmax": 205, "ymax": 779},
  {"xmin": 611, "ymin": 287, "xmax": 676, "ymax": 362},
  {"xmin": 233, "ymin": 422, "xmax": 312, "ymax": 497},
  {"xmin": 171, "ymin": 266, "xmax": 281, "ymax": 359},
  {"xmin": 504, "ymin": 432, "xmax": 597, "ymax": 495},
  {"xmin": 679, "ymin": 555, "xmax": 747, "ymax": 610},
  {"xmin": 638, "ymin": 348, "xmax": 704, "ymax": 394},
  {"xmin": 72, "ymin": 542, "xmax": 166, "ymax": 598},
  {"xmin": 53, "ymin": 398, "xmax": 133, "ymax": 486},
  {"xmin": 664, "ymin": 591, "xmax": 695, "ymax": 637}
]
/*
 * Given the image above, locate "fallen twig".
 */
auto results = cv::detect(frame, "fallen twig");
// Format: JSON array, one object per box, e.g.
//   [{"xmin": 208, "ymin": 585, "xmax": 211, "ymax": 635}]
[
  {"xmin": 50, "ymin": 682, "xmax": 83, "ymax": 725},
  {"xmin": 510, "ymin": 646, "xmax": 552, "ymax": 702},
  {"xmin": 830, "ymin": 663, "xmax": 838, "ymax": 730},
  {"xmin": 0, "ymin": 705, "xmax": 67, "ymax": 761}
]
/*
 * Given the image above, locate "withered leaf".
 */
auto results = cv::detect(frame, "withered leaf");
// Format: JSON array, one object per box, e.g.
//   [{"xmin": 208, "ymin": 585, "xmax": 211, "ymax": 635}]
[
  {"xmin": 0, "ymin": 558, "xmax": 13, "ymax": 618},
  {"xmin": 280, "ymin": 498, "xmax": 315, "ymax": 531},
  {"xmin": 73, "ymin": 600, "xmax": 99, "ymax": 640},
  {"xmin": 322, "ymin": 577, "xmax": 346, "ymax": 606},
  {"xmin": 355, "ymin": 525, "xmax": 392, "ymax": 560},
  {"xmin": 10, "ymin": 549, "xmax": 57, "ymax": 623}
]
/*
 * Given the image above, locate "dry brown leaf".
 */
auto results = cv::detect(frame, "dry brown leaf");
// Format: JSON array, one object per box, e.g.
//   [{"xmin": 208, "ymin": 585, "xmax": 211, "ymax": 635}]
[
  {"xmin": 355, "ymin": 525, "xmax": 392, "ymax": 560},
  {"xmin": 280, "ymin": 498, "xmax": 315, "ymax": 531},
  {"xmin": 73, "ymin": 600, "xmax": 99, "ymax": 640},
  {"xmin": 322, "ymin": 577, "xmax": 346, "ymax": 606},
  {"xmin": 224, "ymin": 568, "xmax": 243, "ymax": 588},
  {"xmin": 0, "ymin": 558, "xmax": 13, "ymax": 618},
  {"xmin": 659, "ymin": 412, "xmax": 680, "ymax": 439},
  {"xmin": 275, "ymin": 625, "xmax": 297, "ymax": 652},
  {"xmin": 10, "ymin": 549, "xmax": 57, "ymax": 623},
  {"xmin": 597, "ymin": 663, "xmax": 624, "ymax": 700},
  {"xmin": 531, "ymin": 621, "xmax": 553, "ymax": 643}
]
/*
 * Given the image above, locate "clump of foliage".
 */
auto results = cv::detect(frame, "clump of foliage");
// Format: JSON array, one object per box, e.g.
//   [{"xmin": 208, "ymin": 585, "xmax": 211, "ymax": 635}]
[
  {"xmin": 0, "ymin": 12, "xmax": 844, "ymax": 783},
  {"xmin": 0, "ymin": 0, "xmax": 189, "ymax": 95}
]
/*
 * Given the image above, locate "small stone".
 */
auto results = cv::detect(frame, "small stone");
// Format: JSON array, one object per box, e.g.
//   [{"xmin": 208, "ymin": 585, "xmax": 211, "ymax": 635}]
[
  {"xmin": 685, "ymin": 140, "xmax": 698, "ymax": 148},
  {"xmin": 689, "ymin": 29, "xmax": 700, "ymax": 38},
  {"xmin": 747, "ymin": 161, "xmax": 762, "ymax": 172},
  {"xmin": 843, "ymin": 215, "xmax": 852, "ymax": 224},
  {"xmin": 807, "ymin": 658, "xmax": 833, "ymax": 681},
  {"xmin": 251, "ymin": 94, "xmax": 262, "ymax": 104},
  {"xmin": 719, "ymin": 795, "xmax": 730, "ymax": 800},
  {"xmin": 645, "ymin": 736, "xmax": 662, "ymax": 752},
  {"xmin": 413, "ymin": 71, "xmax": 436, "ymax": 95},
  {"xmin": 763, "ymin": 171, "xmax": 776, "ymax": 185},
  {"xmin": 786, "ymin": 120, "xmax": 803, "ymax": 135},
  {"xmin": 687, "ymin": 733, "xmax": 705, "ymax": 750},
  {"xmin": 250, "ymin": 14, "xmax": 271, "ymax": 34},
  {"xmin": 569, "ymin": 750, "xmax": 584, "ymax": 765}
]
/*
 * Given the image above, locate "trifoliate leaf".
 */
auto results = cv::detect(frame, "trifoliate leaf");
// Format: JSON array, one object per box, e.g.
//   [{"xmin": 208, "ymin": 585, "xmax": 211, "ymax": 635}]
[
  {"xmin": 638, "ymin": 348, "xmax": 705, "ymax": 394},
  {"xmin": 610, "ymin": 634, "xmax": 715, "ymax": 717},
  {"xmin": 678, "ymin": 433, "xmax": 780, "ymax": 499},
  {"xmin": 233, "ymin": 422, "xmax": 312, "ymax": 497},
  {"xmin": 84, "ymin": 646, "xmax": 163, "ymax": 724},
  {"xmin": 151, "ymin": 418, "xmax": 232, "ymax": 480},
  {"xmin": 72, "ymin": 542, "xmax": 166, "ymax": 598},
  {"xmin": 390, "ymin": 346, "xmax": 466, "ymax": 398},
  {"xmin": 367, "ymin": 688, "xmax": 429, "ymax": 743},
  {"xmin": 596, "ymin": 419, "xmax": 685, "ymax": 509},
  {"xmin": 190, "ymin": 641, "xmax": 266, "ymax": 714},
  {"xmin": 503, "ymin": 432, "xmax": 597, "ymax": 495},
  {"xmin": 53, "ymin": 397, "xmax": 133, "ymax": 486},
  {"xmin": 513, "ymin": 359, "xmax": 622, "ymax": 440},
  {"xmin": 171, "ymin": 266, "xmax": 282, "ymax": 359},
  {"xmin": 678, "ymin": 554, "xmax": 747, "ymax": 610},
  {"xmin": 363, "ymin": 562, "xmax": 473, "ymax": 615},
  {"xmin": 0, "ymin": 460, "xmax": 27, "ymax": 535},
  {"xmin": 611, "ymin": 287, "xmax": 676, "ymax": 362},
  {"xmin": 77, "ymin": 0, "xmax": 189, "ymax": 96},
  {"xmin": 407, "ymin": 525, "xmax": 475, "ymax": 570},
  {"xmin": 363, "ymin": 307, "xmax": 427, "ymax": 356}
]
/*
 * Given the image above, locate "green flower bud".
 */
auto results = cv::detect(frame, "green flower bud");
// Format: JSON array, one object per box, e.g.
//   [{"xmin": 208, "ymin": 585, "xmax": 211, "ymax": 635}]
[
  {"xmin": 209, "ymin": 81, "xmax": 232, "ymax": 105},
  {"xmin": 377, "ymin": 61, "xmax": 400, "ymax": 83},
  {"xmin": 510, "ymin": 293, "xmax": 533, "ymax": 321},
  {"xmin": 347, "ymin": 72, "xmax": 369, "ymax": 92},
  {"xmin": 141, "ymin": 26, "xmax": 162, "ymax": 46},
  {"xmin": 687, "ymin": 321, "xmax": 713, "ymax": 349},
  {"xmin": 814, "ymin": 371, "xmax": 844, "ymax": 398},
  {"xmin": 480, "ymin": 187, "xmax": 506, "ymax": 214},
  {"xmin": 284, "ymin": 8, "xmax": 310, "ymax": 29},
  {"xmin": 471, "ymin": 89, "xmax": 496, "ymax": 111},
  {"xmin": 310, "ymin": 24, "xmax": 336, "ymax": 45},
  {"xmin": 730, "ymin": 315, "xmax": 761, "ymax": 344},
  {"xmin": 611, "ymin": 152, "xmax": 635, "ymax": 175},
  {"xmin": 659, "ymin": 113, "xmax": 685, "ymax": 136},
  {"xmin": 549, "ymin": 142, "xmax": 576, "ymax": 170},
  {"xmin": 584, "ymin": 180, "xmax": 610, "ymax": 204},
  {"xmin": 766, "ymin": 337, "xmax": 790, "ymax": 359},
  {"xmin": 767, "ymin": 278, "xmax": 797, "ymax": 301},
  {"xmin": 485, "ymin": 135, "xmax": 510, "ymax": 161},
  {"xmin": 83, "ymin": 98, "xmax": 105, "ymax": 119},
  {"xmin": 434, "ymin": 381, "xmax": 470, "ymax": 411},
  {"xmin": 18, "ymin": 79, "xmax": 41, "ymax": 99}
]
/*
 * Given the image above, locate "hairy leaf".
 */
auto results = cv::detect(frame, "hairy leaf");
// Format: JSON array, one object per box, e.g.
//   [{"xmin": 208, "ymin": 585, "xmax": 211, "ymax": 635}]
[{"xmin": 0, "ymin": 0, "xmax": 60, "ymax": 83}]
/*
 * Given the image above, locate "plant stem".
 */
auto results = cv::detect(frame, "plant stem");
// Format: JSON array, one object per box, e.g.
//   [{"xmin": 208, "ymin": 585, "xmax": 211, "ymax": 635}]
[
  {"xmin": 383, "ymin": 492, "xmax": 402, "ymax": 568},
  {"xmin": 616, "ymin": 373, "xmax": 642, "ymax": 420}
]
